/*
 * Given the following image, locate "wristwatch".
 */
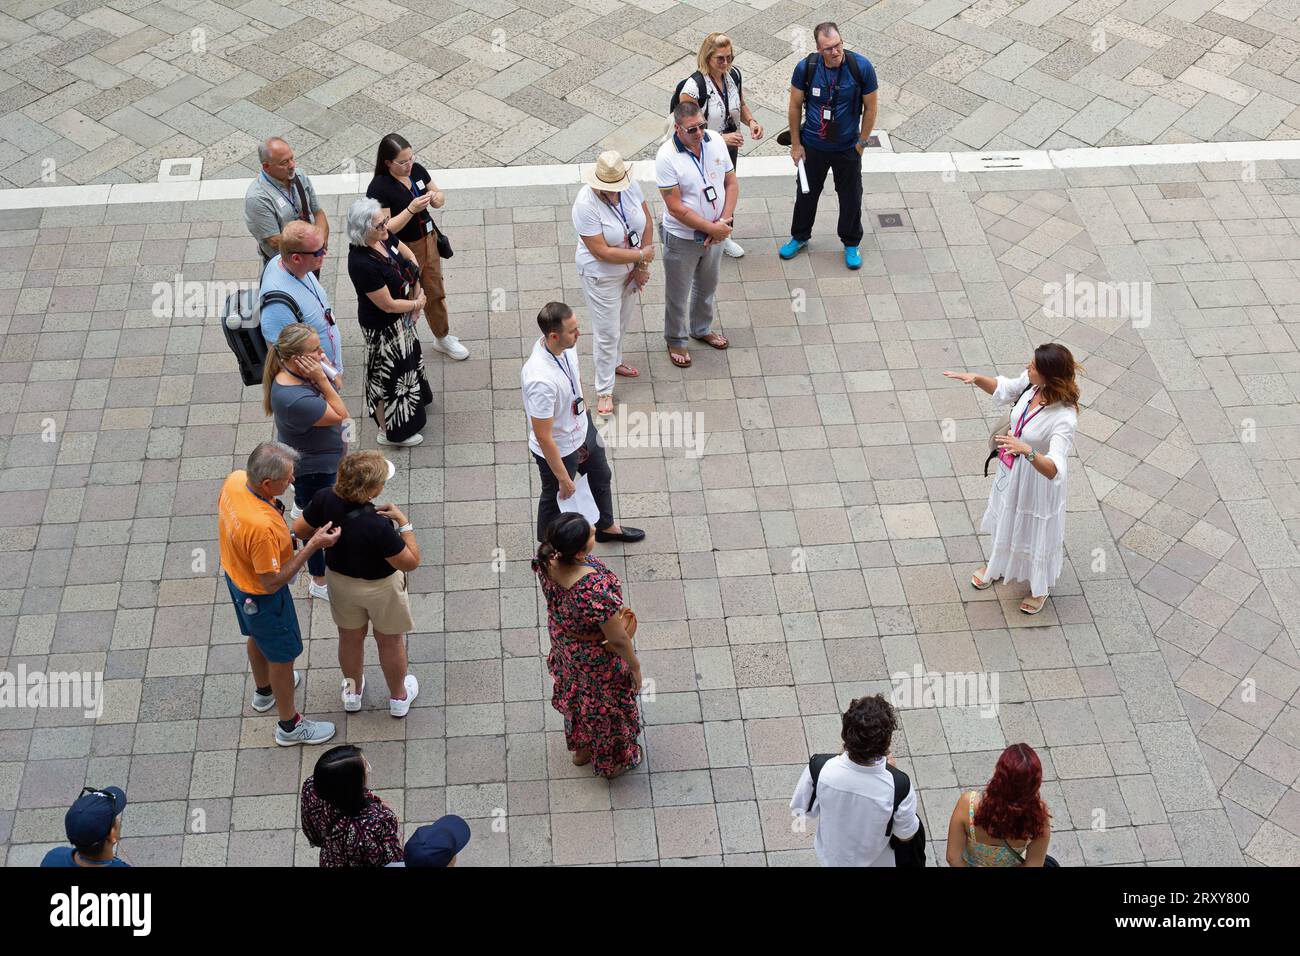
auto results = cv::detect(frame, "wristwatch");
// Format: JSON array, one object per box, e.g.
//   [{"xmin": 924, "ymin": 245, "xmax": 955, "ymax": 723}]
[
  {"xmin": 1024, "ymin": 449, "xmax": 1036, "ymax": 462},
  {"xmin": 397, "ymin": 523, "xmax": 414, "ymax": 533}
]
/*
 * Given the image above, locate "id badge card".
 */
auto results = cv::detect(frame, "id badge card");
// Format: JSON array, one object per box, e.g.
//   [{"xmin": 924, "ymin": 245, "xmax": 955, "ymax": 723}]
[
  {"xmin": 822, "ymin": 107, "xmax": 833, "ymax": 121},
  {"xmin": 572, "ymin": 396, "xmax": 585, "ymax": 417},
  {"xmin": 425, "ymin": 218, "xmax": 434, "ymax": 233},
  {"xmin": 628, "ymin": 229, "xmax": 640, "ymax": 247},
  {"xmin": 323, "ymin": 307, "xmax": 335, "ymax": 327},
  {"xmin": 702, "ymin": 184, "xmax": 718, "ymax": 203}
]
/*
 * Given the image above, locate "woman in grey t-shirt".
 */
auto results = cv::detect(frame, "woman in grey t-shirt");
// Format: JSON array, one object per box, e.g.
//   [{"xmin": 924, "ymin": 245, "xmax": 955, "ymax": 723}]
[{"xmin": 263, "ymin": 324, "xmax": 350, "ymax": 600}]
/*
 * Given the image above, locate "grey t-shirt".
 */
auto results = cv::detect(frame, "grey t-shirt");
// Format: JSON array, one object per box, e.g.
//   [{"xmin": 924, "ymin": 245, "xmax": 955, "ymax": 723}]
[
  {"xmin": 270, "ymin": 381, "xmax": 343, "ymax": 477},
  {"xmin": 244, "ymin": 171, "xmax": 320, "ymax": 261}
]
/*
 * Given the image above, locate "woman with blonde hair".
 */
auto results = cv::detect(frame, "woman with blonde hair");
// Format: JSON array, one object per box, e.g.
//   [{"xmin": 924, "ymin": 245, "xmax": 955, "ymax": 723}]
[
  {"xmin": 676, "ymin": 32, "xmax": 763, "ymax": 258},
  {"xmin": 943, "ymin": 343, "xmax": 1082, "ymax": 614},
  {"xmin": 263, "ymin": 323, "xmax": 348, "ymax": 600},
  {"xmin": 293, "ymin": 450, "xmax": 422, "ymax": 717}
]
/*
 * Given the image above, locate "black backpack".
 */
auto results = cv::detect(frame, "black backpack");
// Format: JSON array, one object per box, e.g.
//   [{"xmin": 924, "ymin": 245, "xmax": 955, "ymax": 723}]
[
  {"xmin": 797, "ymin": 50, "xmax": 867, "ymax": 123},
  {"xmin": 807, "ymin": 753, "xmax": 927, "ymax": 867},
  {"xmin": 669, "ymin": 67, "xmax": 742, "ymax": 122},
  {"xmin": 220, "ymin": 288, "xmax": 304, "ymax": 387}
]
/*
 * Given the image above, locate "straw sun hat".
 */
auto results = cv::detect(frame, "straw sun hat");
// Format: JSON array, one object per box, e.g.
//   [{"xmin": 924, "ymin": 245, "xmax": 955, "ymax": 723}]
[{"xmin": 582, "ymin": 150, "xmax": 634, "ymax": 192}]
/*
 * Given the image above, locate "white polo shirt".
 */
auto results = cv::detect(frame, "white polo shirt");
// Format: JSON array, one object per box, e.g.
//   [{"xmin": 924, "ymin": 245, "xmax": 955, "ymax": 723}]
[
  {"xmin": 521, "ymin": 336, "xmax": 588, "ymax": 458},
  {"xmin": 655, "ymin": 131, "xmax": 733, "ymax": 240},
  {"xmin": 789, "ymin": 754, "xmax": 920, "ymax": 867},
  {"xmin": 572, "ymin": 181, "xmax": 648, "ymax": 279}
]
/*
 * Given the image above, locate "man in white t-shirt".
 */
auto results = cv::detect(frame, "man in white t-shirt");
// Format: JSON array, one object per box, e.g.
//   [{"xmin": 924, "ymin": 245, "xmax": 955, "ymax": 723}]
[
  {"xmin": 520, "ymin": 301, "xmax": 646, "ymax": 545},
  {"xmin": 789, "ymin": 694, "xmax": 920, "ymax": 866},
  {"xmin": 655, "ymin": 100, "xmax": 737, "ymax": 370}
]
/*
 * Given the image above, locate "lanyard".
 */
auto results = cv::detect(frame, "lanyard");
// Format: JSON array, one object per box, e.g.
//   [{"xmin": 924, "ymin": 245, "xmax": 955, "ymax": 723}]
[
  {"xmin": 245, "ymin": 483, "xmax": 284, "ymax": 513},
  {"xmin": 291, "ymin": 270, "xmax": 326, "ymax": 312},
  {"xmin": 605, "ymin": 193, "xmax": 635, "ymax": 244},
  {"xmin": 262, "ymin": 172, "xmax": 299, "ymax": 213},
  {"xmin": 1014, "ymin": 388, "xmax": 1044, "ymax": 437},
  {"xmin": 548, "ymin": 347, "xmax": 578, "ymax": 399},
  {"xmin": 685, "ymin": 146, "xmax": 716, "ymax": 208},
  {"xmin": 716, "ymin": 71, "xmax": 730, "ymax": 118}
]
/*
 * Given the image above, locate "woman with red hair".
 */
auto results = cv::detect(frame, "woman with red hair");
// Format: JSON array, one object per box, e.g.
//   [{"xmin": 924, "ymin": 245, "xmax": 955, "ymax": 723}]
[{"xmin": 945, "ymin": 743, "xmax": 1053, "ymax": 866}]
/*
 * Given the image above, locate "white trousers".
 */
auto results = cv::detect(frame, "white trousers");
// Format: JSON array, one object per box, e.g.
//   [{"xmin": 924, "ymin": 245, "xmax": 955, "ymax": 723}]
[{"xmin": 579, "ymin": 269, "xmax": 637, "ymax": 395}]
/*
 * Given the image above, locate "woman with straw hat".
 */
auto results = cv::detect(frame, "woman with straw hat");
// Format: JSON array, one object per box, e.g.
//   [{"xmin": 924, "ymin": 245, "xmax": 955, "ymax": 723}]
[{"xmin": 572, "ymin": 149, "xmax": 655, "ymax": 419}]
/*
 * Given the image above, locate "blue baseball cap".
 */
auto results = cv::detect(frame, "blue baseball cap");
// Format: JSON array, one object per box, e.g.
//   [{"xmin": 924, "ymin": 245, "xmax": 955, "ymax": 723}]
[
  {"xmin": 65, "ymin": 786, "xmax": 127, "ymax": 849},
  {"xmin": 404, "ymin": 815, "xmax": 471, "ymax": 867}
]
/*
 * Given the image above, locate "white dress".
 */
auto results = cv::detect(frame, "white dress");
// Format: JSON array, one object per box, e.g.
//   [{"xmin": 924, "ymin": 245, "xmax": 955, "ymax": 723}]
[{"xmin": 981, "ymin": 371, "xmax": 1078, "ymax": 596}]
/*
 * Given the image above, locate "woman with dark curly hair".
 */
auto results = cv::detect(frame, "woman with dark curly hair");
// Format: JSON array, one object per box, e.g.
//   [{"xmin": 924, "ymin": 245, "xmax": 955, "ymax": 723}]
[
  {"xmin": 532, "ymin": 513, "xmax": 642, "ymax": 778},
  {"xmin": 945, "ymin": 743, "xmax": 1053, "ymax": 866},
  {"xmin": 789, "ymin": 694, "xmax": 919, "ymax": 866}
]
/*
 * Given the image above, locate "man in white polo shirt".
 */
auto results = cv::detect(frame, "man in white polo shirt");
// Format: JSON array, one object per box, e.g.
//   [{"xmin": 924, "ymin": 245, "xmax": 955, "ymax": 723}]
[
  {"xmin": 521, "ymin": 301, "xmax": 646, "ymax": 545},
  {"xmin": 655, "ymin": 100, "xmax": 737, "ymax": 370},
  {"xmin": 790, "ymin": 694, "xmax": 920, "ymax": 866}
]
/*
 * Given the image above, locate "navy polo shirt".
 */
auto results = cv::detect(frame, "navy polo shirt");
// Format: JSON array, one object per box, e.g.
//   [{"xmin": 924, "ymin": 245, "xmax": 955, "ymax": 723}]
[{"xmin": 793, "ymin": 52, "xmax": 878, "ymax": 150}]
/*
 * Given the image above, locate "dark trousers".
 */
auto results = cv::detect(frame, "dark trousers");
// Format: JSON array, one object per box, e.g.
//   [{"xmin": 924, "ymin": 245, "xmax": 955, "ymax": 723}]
[
  {"xmin": 293, "ymin": 471, "xmax": 334, "ymax": 577},
  {"xmin": 533, "ymin": 416, "xmax": 613, "ymax": 542},
  {"xmin": 791, "ymin": 143, "xmax": 863, "ymax": 246}
]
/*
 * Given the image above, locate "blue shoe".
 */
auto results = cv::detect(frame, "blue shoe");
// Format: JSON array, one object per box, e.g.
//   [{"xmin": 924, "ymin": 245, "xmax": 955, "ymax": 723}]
[
  {"xmin": 778, "ymin": 238, "xmax": 806, "ymax": 260},
  {"xmin": 845, "ymin": 246, "xmax": 862, "ymax": 270}
]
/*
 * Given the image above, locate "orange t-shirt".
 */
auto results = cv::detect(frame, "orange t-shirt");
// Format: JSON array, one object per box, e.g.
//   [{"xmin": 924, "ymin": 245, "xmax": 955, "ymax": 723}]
[{"xmin": 218, "ymin": 471, "xmax": 293, "ymax": 594}]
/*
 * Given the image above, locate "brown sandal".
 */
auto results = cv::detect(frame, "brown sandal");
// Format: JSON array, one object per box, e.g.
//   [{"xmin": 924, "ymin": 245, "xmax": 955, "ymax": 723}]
[
  {"xmin": 691, "ymin": 332, "xmax": 729, "ymax": 350},
  {"xmin": 668, "ymin": 348, "xmax": 691, "ymax": 368}
]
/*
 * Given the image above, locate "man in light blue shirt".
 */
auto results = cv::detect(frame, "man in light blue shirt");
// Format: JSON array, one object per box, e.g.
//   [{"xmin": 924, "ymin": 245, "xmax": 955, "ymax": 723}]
[{"xmin": 259, "ymin": 220, "xmax": 342, "ymax": 381}]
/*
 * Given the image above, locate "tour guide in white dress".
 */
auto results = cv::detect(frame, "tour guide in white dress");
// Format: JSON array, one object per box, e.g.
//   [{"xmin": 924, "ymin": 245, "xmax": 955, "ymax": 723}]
[{"xmin": 944, "ymin": 343, "xmax": 1082, "ymax": 615}]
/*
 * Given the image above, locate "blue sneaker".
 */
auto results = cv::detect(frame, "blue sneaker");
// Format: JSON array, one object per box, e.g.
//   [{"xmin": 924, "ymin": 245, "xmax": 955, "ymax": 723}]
[
  {"xmin": 778, "ymin": 238, "xmax": 806, "ymax": 260},
  {"xmin": 845, "ymin": 246, "xmax": 862, "ymax": 270}
]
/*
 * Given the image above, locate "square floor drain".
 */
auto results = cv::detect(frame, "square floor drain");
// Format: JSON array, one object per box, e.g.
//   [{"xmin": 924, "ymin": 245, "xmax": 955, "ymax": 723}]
[{"xmin": 877, "ymin": 212, "xmax": 906, "ymax": 228}]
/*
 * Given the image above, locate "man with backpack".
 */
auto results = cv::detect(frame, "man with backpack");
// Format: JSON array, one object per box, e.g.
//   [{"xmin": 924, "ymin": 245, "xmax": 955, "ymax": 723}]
[
  {"xmin": 259, "ymin": 221, "xmax": 343, "ymax": 385},
  {"xmin": 779, "ymin": 22, "xmax": 879, "ymax": 270}
]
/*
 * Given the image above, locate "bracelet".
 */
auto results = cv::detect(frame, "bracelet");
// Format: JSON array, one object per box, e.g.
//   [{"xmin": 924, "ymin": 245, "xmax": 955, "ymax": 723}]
[{"xmin": 397, "ymin": 523, "xmax": 414, "ymax": 533}]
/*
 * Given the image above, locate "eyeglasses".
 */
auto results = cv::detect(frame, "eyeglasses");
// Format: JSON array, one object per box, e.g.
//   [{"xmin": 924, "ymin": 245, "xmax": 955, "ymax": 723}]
[
  {"xmin": 713, "ymin": 54, "xmax": 733, "ymax": 62},
  {"xmin": 681, "ymin": 124, "xmax": 706, "ymax": 134},
  {"xmin": 373, "ymin": 216, "xmax": 390, "ymax": 230},
  {"xmin": 296, "ymin": 247, "xmax": 326, "ymax": 258},
  {"xmin": 819, "ymin": 41, "xmax": 844, "ymax": 54}
]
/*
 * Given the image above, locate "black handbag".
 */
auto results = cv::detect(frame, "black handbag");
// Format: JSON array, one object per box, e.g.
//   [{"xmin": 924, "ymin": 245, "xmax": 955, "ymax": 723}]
[
  {"xmin": 807, "ymin": 754, "xmax": 927, "ymax": 867},
  {"xmin": 432, "ymin": 222, "xmax": 453, "ymax": 260}
]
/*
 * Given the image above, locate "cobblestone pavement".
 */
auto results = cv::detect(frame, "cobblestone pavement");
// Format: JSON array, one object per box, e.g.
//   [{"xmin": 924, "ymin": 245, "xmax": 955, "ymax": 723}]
[
  {"xmin": 1, "ymin": 154, "xmax": 1299, "ymax": 865},
  {"xmin": 3, "ymin": 0, "xmax": 1300, "ymax": 186}
]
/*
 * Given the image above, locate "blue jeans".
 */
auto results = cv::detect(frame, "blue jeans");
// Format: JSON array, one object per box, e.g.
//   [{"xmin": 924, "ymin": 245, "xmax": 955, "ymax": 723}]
[{"xmin": 293, "ymin": 471, "xmax": 335, "ymax": 578}]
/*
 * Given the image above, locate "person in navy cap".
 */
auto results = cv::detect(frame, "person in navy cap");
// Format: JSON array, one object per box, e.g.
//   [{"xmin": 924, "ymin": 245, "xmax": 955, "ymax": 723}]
[
  {"xmin": 41, "ymin": 786, "xmax": 131, "ymax": 867},
  {"xmin": 400, "ymin": 815, "xmax": 471, "ymax": 867}
]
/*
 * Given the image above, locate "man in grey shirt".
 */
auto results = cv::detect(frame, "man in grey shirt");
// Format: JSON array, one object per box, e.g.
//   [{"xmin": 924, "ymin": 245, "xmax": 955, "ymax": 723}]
[{"xmin": 244, "ymin": 137, "xmax": 330, "ymax": 266}]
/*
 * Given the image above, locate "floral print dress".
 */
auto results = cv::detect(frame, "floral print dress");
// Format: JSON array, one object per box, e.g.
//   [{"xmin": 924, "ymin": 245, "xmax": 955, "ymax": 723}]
[{"xmin": 534, "ymin": 556, "xmax": 642, "ymax": 777}]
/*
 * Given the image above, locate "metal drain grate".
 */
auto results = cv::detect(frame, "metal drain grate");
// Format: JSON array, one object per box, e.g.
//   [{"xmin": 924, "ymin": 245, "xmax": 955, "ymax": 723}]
[{"xmin": 877, "ymin": 213, "xmax": 905, "ymax": 228}]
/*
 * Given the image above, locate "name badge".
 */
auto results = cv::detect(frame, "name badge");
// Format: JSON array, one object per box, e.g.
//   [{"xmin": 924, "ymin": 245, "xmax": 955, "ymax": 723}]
[
  {"xmin": 702, "ymin": 185, "xmax": 718, "ymax": 203},
  {"xmin": 822, "ymin": 108, "xmax": 833, "ymax": 121},
  {"xmin": 425, "ymin": 219, "xmax": 434, "ymax": 233},
  {"xmin": 628, "ymin": 230, "xmax": 640, "ymax": 247},
  {"xmin": 415, "ymin": 180, "xmax": 425, "ymax": 189},
  {"xmin": 812, "ymin": 87, "xmax": 821, "ymax": 96},
  {"xmin": 277, "ymin": 197, "xmax": 290, "ymax": 208}
]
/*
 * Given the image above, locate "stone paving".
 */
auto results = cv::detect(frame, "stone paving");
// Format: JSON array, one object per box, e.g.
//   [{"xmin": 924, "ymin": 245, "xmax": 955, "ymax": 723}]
[
  {"xmin": 3, "ymin": 0, "xmax": 1300, "ymax": 187},
  {"xmin": 1, "ymin": 153, "xmax": 1299, "ymax": 865}
]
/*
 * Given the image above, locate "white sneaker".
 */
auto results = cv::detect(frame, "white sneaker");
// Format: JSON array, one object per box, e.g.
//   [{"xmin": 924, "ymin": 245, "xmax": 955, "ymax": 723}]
[
  {"xmin": 274, "ymin": 716, "xmax": 336, "ymax": 747},
  {"xmin": 309, "ymin": 580, "xmax": 329, "ymax": 600},
  {"xmin": 389, "ymin": 674, "xmax": 419, "ymax": 718},
  {"xmin": 722, "ymin": 236, "xmax": 745, "ymax": 258},
  {"xmin": 431, "ymin": 334, "xmax": 470, "ymax": 360},
  {"xmin": 250, "ymin": 670, "xmax": 300, "ymax": 713},
  {"xmin": 376, "ymin": 432, "xmax": 424, "ymax": 447},
  {"xmin": 342, "ymin": 675, "xmax": 365, "ymax": 712}
]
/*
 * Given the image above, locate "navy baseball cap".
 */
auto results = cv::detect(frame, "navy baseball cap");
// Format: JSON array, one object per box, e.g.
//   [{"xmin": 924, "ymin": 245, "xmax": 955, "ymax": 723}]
[
  {"xmin": 65, "ymin": 786, "xmax": 127, "ymax": 849},
  {"xmin": 404, "ymin": 815, "xmax": 471, "ymax": 867}
]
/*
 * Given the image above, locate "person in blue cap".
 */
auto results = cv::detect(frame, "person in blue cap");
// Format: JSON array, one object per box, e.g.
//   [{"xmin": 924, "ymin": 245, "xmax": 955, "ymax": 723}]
[
  {"xmin": 41, "ymin": 786, "xmax": 131, "ymax": 867},
  {"xmin": 396, "ymin": 815, "xmax": 472, "ymax": 867}
]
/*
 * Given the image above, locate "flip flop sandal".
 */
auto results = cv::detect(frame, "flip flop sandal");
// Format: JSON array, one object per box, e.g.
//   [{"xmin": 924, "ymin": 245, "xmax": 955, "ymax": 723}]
[
  {"xmin": 668, "ymin": 348, "xmax": 692, "ymax": 368},
  {"xmin": 615, "ymin": 364, "xmax": 639, "ymax": 377},
  {"xmin": 691, "ymin": 333, "xmax": 729, "ymax": 350},
  {"xmin": 1020, "ymin": 595, "xmax": 1048, "ymax": 615},
  {"xmin": 596, "ymin": 395, "xmax": 614, "ymax": 417}
]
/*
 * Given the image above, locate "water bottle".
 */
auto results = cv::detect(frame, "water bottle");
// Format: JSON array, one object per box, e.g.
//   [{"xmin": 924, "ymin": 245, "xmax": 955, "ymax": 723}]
[{"xmin": 243, "ymin": 597, "xmax": 258, "ymax": 616}]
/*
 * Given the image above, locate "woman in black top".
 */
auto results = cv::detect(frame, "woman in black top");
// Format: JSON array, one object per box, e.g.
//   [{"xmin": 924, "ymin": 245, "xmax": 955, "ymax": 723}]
[
  {"xmin": 345, "ymin": 197, "xmax": 434, "ymax": 447},
  {"xmin": 365, "ymin": 134, "xmax": 469, "ymax": 361}
]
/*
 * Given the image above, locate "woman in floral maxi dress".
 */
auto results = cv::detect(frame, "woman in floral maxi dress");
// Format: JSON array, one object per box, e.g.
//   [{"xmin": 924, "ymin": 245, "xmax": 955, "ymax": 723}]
[
  {"xmin": 944, "ymin": 343, "xmax": 1081, "ymax": 615},
  {"xmin": 345, "ymin": 197, "xmax": 433, "ymax": 447},
  {"xmin": 532, "ymin": 513, "xmax": 642, "ymax": 777}
]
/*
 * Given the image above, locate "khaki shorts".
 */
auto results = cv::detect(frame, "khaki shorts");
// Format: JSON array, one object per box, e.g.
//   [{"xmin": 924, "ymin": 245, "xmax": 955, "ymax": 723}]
[{"xmin": 326, "ymin": 568, "xmax": 414, "ymax": 634}]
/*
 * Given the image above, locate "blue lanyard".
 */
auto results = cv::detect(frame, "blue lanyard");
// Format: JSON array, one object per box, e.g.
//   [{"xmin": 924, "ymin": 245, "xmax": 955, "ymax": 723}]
[
  {"xmin": 290, "ymin": 270, "xmax": 325, "ymax": 312},
  {"xmin": 684, "ymin": 147, "xmax": 715, "ymax": 207},
  {"xmin": 245, "ymin": 483, "xmax": 284, "ymax": 512},
  {"xmin": 1014, "ymin": 388, "xmax": 1043, "ymax": 435},
  {"xmin": 262, "ymin": 172, "xmax": 299, "ymax": 212},
  {"xmin": 548, "ymin": 347, "xmax": 578, "ymax": 399},
  {"xmin": 606, "ymin": 193, "xmax": 635, "ymax": 243}
]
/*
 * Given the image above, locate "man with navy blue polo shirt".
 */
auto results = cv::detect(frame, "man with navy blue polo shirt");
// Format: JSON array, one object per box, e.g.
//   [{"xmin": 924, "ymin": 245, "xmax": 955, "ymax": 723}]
[{"xmin": 779, "ymin": 23, "xmax": 878, "ymax": 270}]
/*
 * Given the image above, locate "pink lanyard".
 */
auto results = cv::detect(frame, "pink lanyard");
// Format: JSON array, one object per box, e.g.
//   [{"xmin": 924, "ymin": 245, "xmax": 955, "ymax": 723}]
[{"xmin": 999, "ymin": 389, "xmax": 1043, "ymax": 468}]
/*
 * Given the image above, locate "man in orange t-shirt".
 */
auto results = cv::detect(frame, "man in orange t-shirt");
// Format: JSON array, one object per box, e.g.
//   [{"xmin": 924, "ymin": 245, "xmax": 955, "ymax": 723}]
[{"xmin": 218, "ymin": 442, "xmax": 339, "ymax": 746}]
